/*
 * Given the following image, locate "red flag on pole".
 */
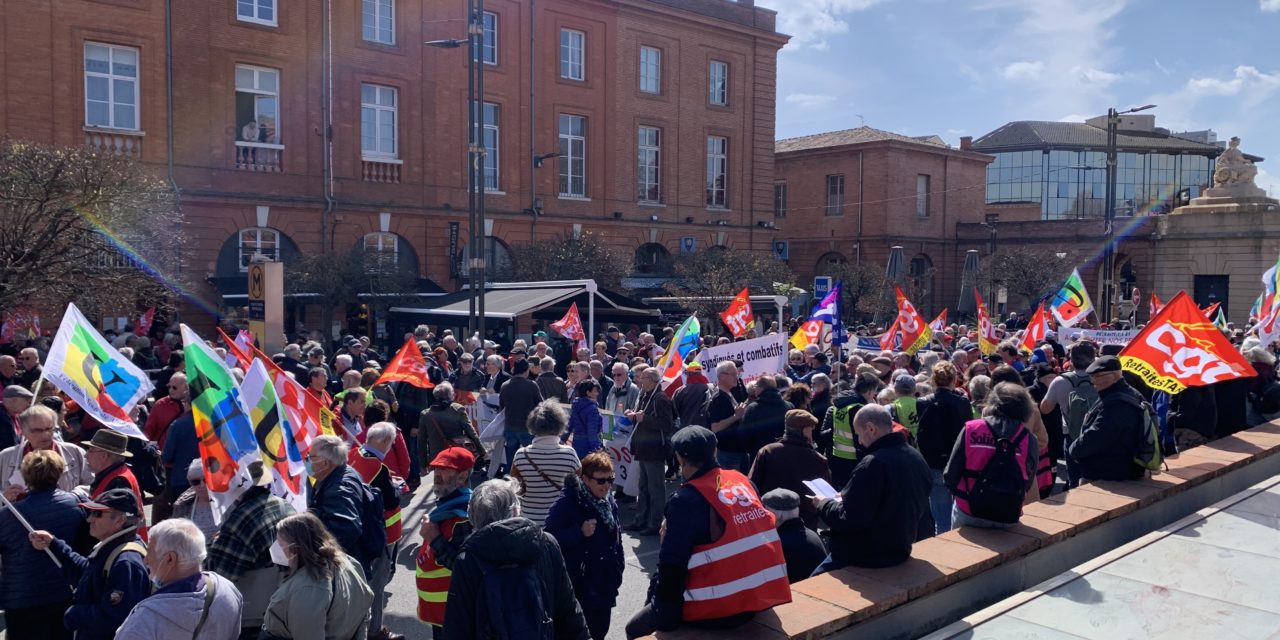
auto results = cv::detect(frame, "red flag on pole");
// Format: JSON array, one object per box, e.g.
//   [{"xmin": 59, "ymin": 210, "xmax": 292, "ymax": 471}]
[
  {"xmin": 1119, "ymin": 291, "xmax": 1254, "ymax": 394},
  {"xmin": 1200, "ymin": 301, "xmax": 1221, "ymax": 318},
  {"xmin": 1149, "ymin": 293, "xmax": 1164, "ymax": 318},
  {"xmin": 375, "ymin": 337, "xmax": 434, "ymax": 388},
  {"xmin": 1018, "ymin": 303, "xmax": 1049, "ymax": 354},
  {"xmin": 719, "ymin": 287, "xmax": 756, "ymax": 338},
  {"xmin": 549, "ymin": 302, "xmax": 588, "ymax": 351},
  {"xmin": 135, "ymin": 308, "xmax": 155, "ymax": 337}
]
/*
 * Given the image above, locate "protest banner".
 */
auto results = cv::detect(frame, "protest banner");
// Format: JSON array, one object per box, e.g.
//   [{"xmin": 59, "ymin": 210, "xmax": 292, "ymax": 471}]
[
  {"xmin": 695, "ymin": 333, "xmax": 788, "ymax": 384},
  {"xmin": 601, "ymin": 411, "xmax": 639, "ymax": 496},
  {"xmin": 1060, "ymin": 328, "xmax": 1139, "ymax": 347}
]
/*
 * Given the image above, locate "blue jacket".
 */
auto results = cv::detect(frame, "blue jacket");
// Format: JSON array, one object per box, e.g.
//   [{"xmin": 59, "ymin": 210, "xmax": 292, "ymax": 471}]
[
  {"xmin": 307, "ymin": 464, "xmax": 367, "ymax": 567},
  {"xmin": 566, "ymin": 397, "xmax": 604, "ymax": 449},
  {"xmin": 544, "ymin": 475, "xmax": 624, "ymax": 609},
  {"xmin": 161, "ymin": 411, "xmax": 198, "ymax": 490},
  {"xmin": 0, "ymin": 488, "xmax": 85, "ymax": 608},
  {"xmin": 50, "ymin": 526, "xmax": 150, "ymax": 640}
]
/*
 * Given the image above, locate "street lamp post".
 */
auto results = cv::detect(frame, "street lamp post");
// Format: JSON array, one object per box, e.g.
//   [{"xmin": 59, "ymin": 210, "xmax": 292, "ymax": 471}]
[
  {"xmin": 426, "ymin": 0, "xmax": 486, "ymax": 343},
  {"xmin": 1101, "ymin": 104, "xmax": 1155, "ymax": 324}
]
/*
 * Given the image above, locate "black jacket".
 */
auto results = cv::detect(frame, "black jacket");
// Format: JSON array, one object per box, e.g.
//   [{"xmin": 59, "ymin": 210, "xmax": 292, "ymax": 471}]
[
  {"xmin": 306, "ymin": 464, "xmax": 368, "ymax": 567},
  {"xmin": 672, "ymin": 381, "xmax": 710, "ymax": 428},
  {"xmin": 536, "ymin": 372, "xmax": 569, "ymax": 404},
  {"xmin": 49, "ymin": 527, "xmax": 149, "ymax": 640},
  {"xmin": 1068, "ymin": 379, "xmax": 1145, "ymax": 481},
  {"xmin": 442, "ymin": 517, "xmax": 589, "ymax": 640},
  {"xmin": 500, "ymin": 375, "xmax": 543, "ymax": 434},
  {"xmin": 776, "ymin": 518, "xmax": 827, "ymax": 583},
  {"xmin": 916, "ymin": 387, "xmax": 973, "ymax": 471},
  {"xmin": 820, "ymin": 431, "xmax": 932, "ymax": 569},
  {"xmin": 543, "ymin": 475, "xmax": 625, "ymax": 609},
  {"xmin": 739, "ymin": 388, "xmax": 792, "ymax": 455}
]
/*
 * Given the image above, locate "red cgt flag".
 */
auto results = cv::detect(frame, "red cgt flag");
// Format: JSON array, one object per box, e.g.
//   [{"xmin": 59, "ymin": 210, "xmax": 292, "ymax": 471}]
[
  {"xmin": 549, "ymin": 302, "xmax": 588, "ymax": 351},
  {"xmin": 720, "ymin": 287, "xmax": 756, "ymax": 338},
  {"xmin": 376, "ymin": 337, "xmax": 434, "ymax": 388},
  {"xmin": 1018, "ymin": 303, "xmax": 1049, "ymax": 354},
  {"xmin": 1119, "ymin": 291, "xmax": 1254, "ymax": 394},
  {"xmin": 894, "ymin": 287, "xmax": 931, "ymax": 354},
  {"xmin": 135, "ymin": 307, "xmax": 155, "ymax": 337},
  {"xmin": 1149, "ymin": 292, "xmax": 1164, "ymax": 318}
]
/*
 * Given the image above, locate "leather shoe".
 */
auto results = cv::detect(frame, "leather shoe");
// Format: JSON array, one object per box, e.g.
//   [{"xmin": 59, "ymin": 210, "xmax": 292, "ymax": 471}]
[{"xmin": 368, "ymin": 628, "xmax": 405, "ymax": 640}]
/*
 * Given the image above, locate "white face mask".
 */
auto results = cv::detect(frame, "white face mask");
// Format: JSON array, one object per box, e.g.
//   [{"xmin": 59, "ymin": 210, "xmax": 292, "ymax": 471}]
[{"xmin": 269, "ymin": 540, "xmax": 291, "ymax": 566}]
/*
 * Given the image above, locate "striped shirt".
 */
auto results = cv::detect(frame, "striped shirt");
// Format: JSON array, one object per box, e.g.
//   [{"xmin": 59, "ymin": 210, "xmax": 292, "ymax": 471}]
[{"xmin": 512, "ymin": 436, "xmax": 580, "ymax": 525}]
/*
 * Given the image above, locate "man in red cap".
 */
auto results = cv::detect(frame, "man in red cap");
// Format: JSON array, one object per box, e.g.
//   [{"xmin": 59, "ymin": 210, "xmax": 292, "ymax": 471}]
[{"xmin": 416, "ymin": 447, "xmax": 476, "ymax": 636}]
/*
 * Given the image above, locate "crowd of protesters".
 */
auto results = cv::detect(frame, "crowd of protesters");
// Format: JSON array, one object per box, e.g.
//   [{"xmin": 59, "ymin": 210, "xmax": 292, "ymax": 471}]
[{"xmin": 0, "ymin": 308, "xmax": 1273, "ymax": 640}]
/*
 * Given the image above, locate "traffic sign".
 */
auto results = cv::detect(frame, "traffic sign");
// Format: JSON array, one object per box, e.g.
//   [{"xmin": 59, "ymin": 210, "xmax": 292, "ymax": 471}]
[{"xmin": 814, "ymin": 276, "xmax": 832, "ymax": 300}]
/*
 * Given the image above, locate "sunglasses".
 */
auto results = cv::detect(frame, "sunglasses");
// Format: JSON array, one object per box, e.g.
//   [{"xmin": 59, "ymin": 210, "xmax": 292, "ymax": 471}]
[{"xmin": 588, "ymin": 476, "xmax": 615, "ymax": 485}]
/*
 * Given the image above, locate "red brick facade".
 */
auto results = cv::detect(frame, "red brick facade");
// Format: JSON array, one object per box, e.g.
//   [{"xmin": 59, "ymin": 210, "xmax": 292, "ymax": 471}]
[
  {"xmin": 1, "ymin": 0, "xmax": 787, "ymax": 335},
  {"xmin": 773, "ymin": 131, "xmax": 993, "ymax": 318}
]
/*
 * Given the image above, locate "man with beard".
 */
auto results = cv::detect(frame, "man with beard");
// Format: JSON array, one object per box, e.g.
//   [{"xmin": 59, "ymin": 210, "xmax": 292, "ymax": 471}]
[{"xmin": 415, "ymin": 447, "xmax": 476, "ymax": 637}]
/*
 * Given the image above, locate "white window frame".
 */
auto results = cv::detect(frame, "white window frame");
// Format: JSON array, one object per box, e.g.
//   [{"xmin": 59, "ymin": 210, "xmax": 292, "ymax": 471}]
[
  {"xmin": 483, "ymin": 102, "xmax": 500, "ymax": 191},
  {"xmin": 236, "ymin": 0, "xmax": 277, "ymax": 27},
  {"xmin": 706, "ymin": 135, "xmax": 728, "ymax": 208},
  {"xmin": 826, "ymin": 174, "xmax": 845, "ymax": 216},
  {"xmin": 482, "ymin": 12, "xmax": 498, "ymax": 65},
  {"xmin": 84, "ymin": 43, "xmax": 140, "ymax": 131},
  {"xmin": 238, "ymin": 228, "xmax": 280, "ymax": 271},
  {"xmin": 235, "ymin": 65, "xmax": 281, "ymax": 145},
  {"xmin": 638, "ymin": 126, "xmax": 661, "ymax": 203},
  {"xmin": 639, "ymin": 46, "xmax": 661, "ymax": 94},
  {"xmin": 363, "ymin": 232, "xmax": 399, "ymax": 273},
  {"xmin": 709, "ymin": 60, "xmax": 728, "ymax": 106},
  {"xmin": 362, "ymin": 0, "xmax": 395, "ymax": 45},
  {"xmin": 559, "ymin": 114, "xmax": 586, "ymax": 198},
  {"xmin": 361, "ymin": 83, "xmax": 398, "ymax": 159},
  {"xmin": 916, "ymin": 174, "xmax": 931, "ymax": 217},
  {"xmin": 560, "ymin": 29, "xmax": 585, "ymax": 81}
]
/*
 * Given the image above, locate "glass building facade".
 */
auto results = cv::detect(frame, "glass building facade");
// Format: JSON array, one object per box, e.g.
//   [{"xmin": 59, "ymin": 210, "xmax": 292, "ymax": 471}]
[{"xmin": 985, "ymin": 150, "xmax": 1213, "ymax": 220}]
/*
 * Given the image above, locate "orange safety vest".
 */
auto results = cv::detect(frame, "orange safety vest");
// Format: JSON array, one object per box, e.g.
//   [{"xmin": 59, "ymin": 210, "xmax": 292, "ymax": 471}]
[
  {"xmin": 415, "ymin": 515, "xmax": 465, "ymax": 626},
  {"xmin": 347, "ymin": 450, "xmax": 403, "ymax": 545},
  {"xmin": 681, "ymin": 468, "xmax": 791, "ymax": 621},
  {"xmin": 92, "ymin": 463, "xmax": 148, "ymax": 542}
]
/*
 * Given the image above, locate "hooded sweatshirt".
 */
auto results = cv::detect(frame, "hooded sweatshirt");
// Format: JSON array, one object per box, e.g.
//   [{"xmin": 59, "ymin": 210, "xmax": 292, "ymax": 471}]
[{"xmin": 114, "ymin": 571, "xmax": 244, "ymax": 640}]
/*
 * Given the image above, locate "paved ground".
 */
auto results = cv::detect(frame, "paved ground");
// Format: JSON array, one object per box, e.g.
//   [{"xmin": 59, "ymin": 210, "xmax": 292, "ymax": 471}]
[{"xmin": 379, "ymin": 470, "xmax": 668, "ymax": 640}]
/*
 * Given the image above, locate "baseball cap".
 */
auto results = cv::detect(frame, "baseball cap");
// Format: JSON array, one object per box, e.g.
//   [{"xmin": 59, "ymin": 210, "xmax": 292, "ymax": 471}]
[
  {"xmin": 429, "ymin": 447, "xmax": 476, "ymax": 472},
  {"xmin": 684, "ymin": 361, "xmax": 703, "ymax": 372},
  {"xmin": 82, "ymin": 488, "xmax": 140, "ymax": 517}
]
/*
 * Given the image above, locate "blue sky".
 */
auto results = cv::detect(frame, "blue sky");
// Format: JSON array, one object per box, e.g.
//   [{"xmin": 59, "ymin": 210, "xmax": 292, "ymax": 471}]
[{"xmin": 760, "ymin": 0, "xmax": 1280, "ymax": 196}]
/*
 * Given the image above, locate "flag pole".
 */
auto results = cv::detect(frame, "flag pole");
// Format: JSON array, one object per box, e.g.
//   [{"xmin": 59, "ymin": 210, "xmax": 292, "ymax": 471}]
[
  {"xmin": 0, "ymin": 492, "xmax": 62, "ymax": 568},
  {"xmin": 30, "ymin": 372, "xmax": 45, "ymax": 399}
]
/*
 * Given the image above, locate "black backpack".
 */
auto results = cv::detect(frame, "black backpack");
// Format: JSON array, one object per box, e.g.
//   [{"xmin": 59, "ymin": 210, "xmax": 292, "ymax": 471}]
[
  {"xmin": 475, "ymin": 555, "xmax": 553, "ymax": 640},
  {"xmin": 964, "ymin": 426, "xmax": 1029, "ymax": 524},
  {"xmin": 125, "ymin": 435, "xmax": 164, "ymax": 496}
]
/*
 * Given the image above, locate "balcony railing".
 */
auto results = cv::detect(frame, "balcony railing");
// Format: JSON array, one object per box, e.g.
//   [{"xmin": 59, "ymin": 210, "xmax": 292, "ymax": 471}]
[
  {"xmin": 235, "ymin": 141, "xmax": 284, "ymax": 172},
  {"xmin": 84, "ymin": 127, "xmax": 144, "ymax": 158},
  {"xmin": 362, "ymin": 157, "xmax": 402, "ymax": 184}
]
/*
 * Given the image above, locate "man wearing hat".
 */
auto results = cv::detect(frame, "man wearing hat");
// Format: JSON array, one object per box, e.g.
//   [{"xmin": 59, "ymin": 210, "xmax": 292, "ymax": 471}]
[
  {"xmin": 604, "ymin": 326, "xmax": 622, "ymax": 357},
  {"xmin": 1067, "ymin": 355, "xmax": 1148, "ymax": 481},
  {"xmin": 749, "ymin": 409, "xmax": 831, "ymax": 530},
  {"xmin": 83, "ymin": 429, "xmax": 147, "ymax": 533},
  {"xmin": 416, "ymin": 447, "xmax": 475, "ymax": 633},
  {"xmin": 29, "ymin": 488, "xmax": 150, "ymax": 640},
  {"xmin": 0, "ymin": 384, "xmax": 34, "ymax": 452},
  {"xmin": 760, "ymin": 488, "xmax": 827, "ymax": 583},
  {"xmin": 624, "ymin": 426, "xmax": 790, "ymax": 637}
]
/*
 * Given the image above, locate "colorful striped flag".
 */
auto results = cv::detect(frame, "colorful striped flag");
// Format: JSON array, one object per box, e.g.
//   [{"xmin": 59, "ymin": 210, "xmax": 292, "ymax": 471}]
[
  {"xmin": 658, "ymin": 315, "xmax": 701, "ymax": 396},
  {"xmin": 1048, "ymin": 268, "xmax": 1094, "ymax": 328},
  {"xmin": 44, "ymin": 303, "xmax": 153, "ymax": 437},
  {"xmin": 181, "ymin": 324, "xmax": 262, "ymax": 523},
  {"xmin": 218, "ymin": 328, "xmax": 335, "ymax": 456},
  {"xmin": 241, "ymin": 359, "xmax": 305, "ymax": 507}
]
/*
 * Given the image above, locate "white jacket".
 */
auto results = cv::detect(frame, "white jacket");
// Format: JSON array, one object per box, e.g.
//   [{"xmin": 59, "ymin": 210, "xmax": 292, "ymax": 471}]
[{"xmin": 0, "ymin": 440, "xmax": 94, "ymax": 493}]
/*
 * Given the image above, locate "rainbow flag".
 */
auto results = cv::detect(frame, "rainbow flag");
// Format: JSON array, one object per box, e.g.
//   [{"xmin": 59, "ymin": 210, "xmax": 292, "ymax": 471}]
[
  {"xmin": 242, "ymin": 359, "xmax": 305, "ymax": 498},
  {"xmin": 44, "ymin": 303, "xmax": 153, "ymax": 437},
  {"xmin": 181, "ymin": 324, "xmax": 262, "ymax": 522},
  {"xmin": 1048, "ymin": 268, "xmax": 1094, "ymax": 328},
  {"xmin": 658, "ymin": 315, "xmax": 701, "ymax": 397}
]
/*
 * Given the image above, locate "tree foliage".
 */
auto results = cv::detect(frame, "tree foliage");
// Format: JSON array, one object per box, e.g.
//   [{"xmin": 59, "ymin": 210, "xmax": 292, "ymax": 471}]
[
  {"xmin": 978, "ymin": 248, "xmax": 1075, "ymax": 310},
  {"xmin": 666, "ymin": 248, "xmax": 796, "ymax": 329},
  {"xmin": 827, "ymin": 260, "xmax": 895, "ymax": 324},
  {"xmin": 505, "ymin": 231, "xmax": 625, "ymax": 290},
  {"xmin": 0, "ymin": 139, "xmax": 183, "ymax": 319},
  {"xmin": 286, "ymin": 249, "xmax": 421, "ymax": 334}
]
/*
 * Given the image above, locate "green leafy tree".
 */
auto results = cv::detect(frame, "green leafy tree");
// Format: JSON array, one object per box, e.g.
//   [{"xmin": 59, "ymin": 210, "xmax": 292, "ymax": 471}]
[
  {"xmin": 979, "ymin": 248, "xmax": 1075, "ymax": 310},
  {"xmin": 0, "ymin": 139, "xmax": 184, "ymax": 319},
  {"xmin": 287, "ymin": 250, "xmax": 420, "ymax": 338},
  {"xmin": 505, "ymin": 231, "xmax": 625, "ymax": 290}
]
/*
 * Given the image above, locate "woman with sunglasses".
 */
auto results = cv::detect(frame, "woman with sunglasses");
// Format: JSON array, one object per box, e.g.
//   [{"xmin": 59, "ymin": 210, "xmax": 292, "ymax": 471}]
[
  {"xmin": 544, "ymin": 451, "xmax": 624, "ymax": 640},
  {"xmin": 170, "ymin": 460, "xmax": 217, "ymax": 542}
]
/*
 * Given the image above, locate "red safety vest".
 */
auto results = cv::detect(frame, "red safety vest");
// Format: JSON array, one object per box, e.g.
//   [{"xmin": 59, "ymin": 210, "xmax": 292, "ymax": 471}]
[
  {"xmin": 681, "ymin": 468, "xmax": 791, "ymax": 621},
  {"xmin": 92, "ymin": 463, "xmax": 148, "ymax": 542},
  {"xmin": 415, "ymin": 516, "xmax": 465, "ymax": 625},
  {"xmin": 347, "ymin": 450, "xmax": 403, "ymax": 545},
  {"xmin": 954, "ymin": 418, "xmax": 1031, "ymax": 518}
]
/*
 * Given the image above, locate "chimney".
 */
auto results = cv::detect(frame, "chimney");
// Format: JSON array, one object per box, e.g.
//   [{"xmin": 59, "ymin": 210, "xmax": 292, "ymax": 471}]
[{"xmin": 959, "ymin": 136, "xmax": 973, "ymax": 151}]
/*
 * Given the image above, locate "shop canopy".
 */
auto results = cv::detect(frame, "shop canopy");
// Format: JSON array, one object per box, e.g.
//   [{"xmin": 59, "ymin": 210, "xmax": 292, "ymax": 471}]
[{"xmin": 389, "ymin": 280, "xmax": 660, "ymax": 333}]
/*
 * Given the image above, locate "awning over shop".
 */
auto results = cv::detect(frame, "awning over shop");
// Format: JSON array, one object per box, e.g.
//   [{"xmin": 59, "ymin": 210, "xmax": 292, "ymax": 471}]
[
  {"xmin": 389, "ymin": 280, "xmax": 661, "ymax": 332},
  {"xmin": 393, "ymin": 287, "xmax": 582, "ymax": 320},
  {"xmin": 208, "ymin": 276, "xmax": 445, "ymax": 303}
]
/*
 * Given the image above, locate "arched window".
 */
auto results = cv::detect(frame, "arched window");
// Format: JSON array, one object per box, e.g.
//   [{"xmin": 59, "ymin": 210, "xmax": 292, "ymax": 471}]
[
  {"xmin": 238, "ymin": 227, "xmax": 280, "ymax": 271},
  {"xmin": 910, "ymin": 253, "xmax": 935, "ymax": 314},
  {"xmin": 461, "ymin": 236, "xmax": 513, "ymax": 281},
  {"xmin": 815, "ymin": 252, "xmax": 847, "ymax": 275},
  {"xmin": 633, "ymin": 243, "xmax": 674, "ymax": 276},
  {"xmin": 363, "ymin": 232, "xmax": 399, "ymax": 273}
]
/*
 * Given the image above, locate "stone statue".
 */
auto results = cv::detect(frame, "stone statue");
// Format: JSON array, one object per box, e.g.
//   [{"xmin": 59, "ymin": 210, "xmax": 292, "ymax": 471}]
[{"xmin": 1213, "ymin": 136, "xmax": 1259, "ymax": 189}]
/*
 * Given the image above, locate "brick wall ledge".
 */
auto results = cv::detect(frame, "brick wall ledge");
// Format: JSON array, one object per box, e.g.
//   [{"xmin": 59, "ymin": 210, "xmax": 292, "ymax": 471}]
[{"xmin": 642, "ymin": 421, "xmax": 1280, "ymax": 640}]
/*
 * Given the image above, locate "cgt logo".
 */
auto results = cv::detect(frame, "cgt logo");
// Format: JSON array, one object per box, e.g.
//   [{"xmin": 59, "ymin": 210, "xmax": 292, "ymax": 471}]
[
  {"xmin": 1146, "ymin": 323, "xmax": 1240, "ymax": 384},
  {"xmin": 718, "ymin": 482, "xmax": 755, "ymax": 507}
]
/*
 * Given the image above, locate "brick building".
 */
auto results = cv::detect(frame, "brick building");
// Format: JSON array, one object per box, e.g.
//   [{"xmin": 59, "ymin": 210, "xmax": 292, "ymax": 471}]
[
  {"xmin": 773, "ymin": 127, "xmax": 993, "ymax": 318},
  {"xmin": 0, "ymin": 0, "xmax": 788, "ymax": 337}
]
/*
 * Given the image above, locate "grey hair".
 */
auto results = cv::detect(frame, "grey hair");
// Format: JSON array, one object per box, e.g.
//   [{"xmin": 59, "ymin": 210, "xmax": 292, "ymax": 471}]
[
  {"xmin": 919, "ymin": 351, "xmax": 940, "ymax": 371},
  {"xmin": 715, "ymin": 360, "xmax": 737, "ymax": 376},
  {"xmin": 486, "ymin": 354, "xmax": 505, "ymax": 368},
  {"xmin": 469, "ymin": 478, "xmax": 522, "ymax": 529},
  {"xmin": 982, "ymin": 382, "xmax": 1034, "ymax": 423},
  {"xmin": 18, "ymin": 405, "xmax": 57, "ymax": 430},
  {"xmin": 433, "ymin": 381, "xmax": 456, "ymax": 402},
  {"xmin": 148, "ymin": 518, "xmax": 207, "ymax": 568},
  {"xmin": 526, "ymin": 399, "xmax": 567, "ymax": 437},
  {"xmin": 611, "ymin": 362, "xmax": 629, "ymax": 375},
  {"xmin": 186, "ymin": 459, "xmax": 204, "ymax": 481},
  {"xmin": 968, "ymin": 375, "xmax": 993, "ymax": 405},
  {"xmin": 810, "ymin": 373, "xmax": 831, "ymax": 391},
  {"xmin": 310, "ymin": 435, "xmax": 349, "ymax": 466},
  {"xmin": 366, "ymin": 422, "xmax": 398, "ymax": 447},
  {"xmin": 1245, "ymin": 346, "xmax": 1276, "ymax": 366},
  {"xmin": 334, "ymin": 354, "xmax": 353, "ymax": 367},
  {"xmin": 853, "ymin": 403, "xmax": 894, "ymax": 432},
  {"xmin": 283, "ymin": 344, "xmax": 302, "ymax": 358},
  {"xmin": 540, "ymin": 356, "xmax": 556, "ymax": 371}
]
